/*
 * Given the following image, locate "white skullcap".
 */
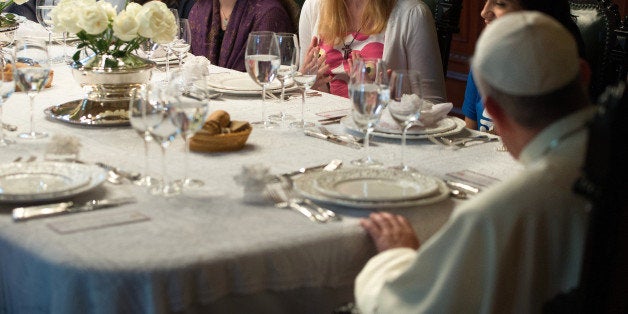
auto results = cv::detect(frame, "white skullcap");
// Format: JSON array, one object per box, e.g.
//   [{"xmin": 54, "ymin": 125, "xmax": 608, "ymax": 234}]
[{"xmin": 471, "ymin": 11, "xmax": 580, "ymax": 96}]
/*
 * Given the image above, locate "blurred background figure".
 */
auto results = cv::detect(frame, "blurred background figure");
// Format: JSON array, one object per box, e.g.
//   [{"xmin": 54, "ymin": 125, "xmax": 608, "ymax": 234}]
[
  {"xmin": 188, "ymin": 0, "xmax": 298, "ymax": 72},
  {"xmin": 298, "ymin": 0, "xmax": 446, "ymax": 102}
]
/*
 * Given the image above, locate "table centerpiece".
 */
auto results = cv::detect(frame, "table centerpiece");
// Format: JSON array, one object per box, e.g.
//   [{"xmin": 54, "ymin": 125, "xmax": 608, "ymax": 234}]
[
  {"xmin": 47, "ymin": 0, "xmax": 177, "ymax": 125},
  {"xmin": 0, "ymin": 0, "xmax": 28, "ymax": 47}
]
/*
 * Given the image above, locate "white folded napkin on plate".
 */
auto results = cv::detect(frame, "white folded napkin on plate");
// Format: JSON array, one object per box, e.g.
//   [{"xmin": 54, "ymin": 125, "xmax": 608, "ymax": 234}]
[{"xmin": 377, "ymin": 101, "xmax": 453, "ymax": 133}]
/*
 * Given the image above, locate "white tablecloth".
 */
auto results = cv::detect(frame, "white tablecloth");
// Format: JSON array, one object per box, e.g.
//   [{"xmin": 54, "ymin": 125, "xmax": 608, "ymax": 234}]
[{"xmin": 0, "ymin": 57, "xmax": 521, "ymax": 313}]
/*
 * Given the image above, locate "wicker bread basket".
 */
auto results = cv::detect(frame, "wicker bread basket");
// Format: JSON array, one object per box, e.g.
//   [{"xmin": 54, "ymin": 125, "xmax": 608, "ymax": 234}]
[{"xmin": 189, "ymin": 122, "xmax": 252, "ymax": 152}]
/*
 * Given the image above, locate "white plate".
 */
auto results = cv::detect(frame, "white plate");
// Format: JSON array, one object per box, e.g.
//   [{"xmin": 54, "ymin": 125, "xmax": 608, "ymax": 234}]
[
  {"xmin": 0, "ymin": 162, "xmax": 107, "ymax": 203},
  {"xmin": 294, "ymin": 170, "xmax": 450, "ymax": 209},
  {"xmin": 205, "ymin": 72, "xmax": 297, "ymax": 96},
  {"xmin": 376, "ymin": 111, "xmax": 457, "ymax": 135},
  {"xmin": 341, "ymin": 116, "xmax": 466, "ymax": 140},
  {"xmin": 313, "ymin": 168, "xmax": 439, "ymax": 202}
]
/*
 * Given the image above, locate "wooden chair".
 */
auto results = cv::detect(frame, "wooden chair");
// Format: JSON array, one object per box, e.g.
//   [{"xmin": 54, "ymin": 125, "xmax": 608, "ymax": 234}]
[
  {"xmin": 569, "ymin": 0, "xmax": 622, "ymax": 100},
  {"xmin": 544, "ymin": 81, "xmax": 628, "ymax": 313},
  {"xmin": 424, "ymin": 0, "xmax": 463, "ymax": 74}
]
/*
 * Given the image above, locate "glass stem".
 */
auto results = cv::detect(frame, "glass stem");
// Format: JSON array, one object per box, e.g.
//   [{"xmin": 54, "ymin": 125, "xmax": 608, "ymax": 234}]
[
  {"xmin": 165, "ymin": 47, "xmax": 171, "ymax": 82},
  {"xmin": 364, "ymin": 128, "xmax": 372, "ymax": 162},
  {"xmin": 160, "ymin": 143, "xmax": 169, "ymax": 192},
  {"xmin": 178, "ymin": 55, "xmax": 183, "ymax": 68},
  {"xmin": 301, "ymin": 87, "xmax": 306, "ymax": 125},
  {"xmin": 280, "ymin": 79, "xmax": 285, "ymax": 124},
  {"xmin": 142, "ymin": 132, "xmax": 150, "ymax": 177},
  {"xmin": 0, "ymin": 100, "xmax": 4, "ymax": 143},
  {"xmin": 62, "ymin": 32, "xmax": 68, "ymax": 63},
  {"xmin": 401, "ymin": 123, "xmax": 412, "ymax": 170},
  {"xmin": 183, "ymin": 134, "xmax": 191, "ymax": 184},
  {"xmin": 261, "ymin": 85, "xmax": 267, "ymax": 127},
  {"xmin": 28, "ymin": 93, "xmax": 35, "ymax": 135}
]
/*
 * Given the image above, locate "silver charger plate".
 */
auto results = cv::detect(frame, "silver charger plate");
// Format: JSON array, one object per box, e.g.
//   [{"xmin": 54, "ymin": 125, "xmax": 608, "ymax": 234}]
[
  {"xmin": 313, "ymin": 168, "xmax": 440, "ymax": 202},
  {"xmin": 44, "ymin": 100, "xmax": 130, "ymax": 127},
  {"xmin": 341, "ymin": 116, "xmax": 466, "ymax": 140},
  {"xmin": 294, "ymin": 170, "xmax": 450, "ymax": 209},
  {"xmin": 0, "ymin": 162, "xmax": 107, "ymax": 203},
  {"xmin": 205, "ymin": 72, "xmax": 298, "ymax": 96}
]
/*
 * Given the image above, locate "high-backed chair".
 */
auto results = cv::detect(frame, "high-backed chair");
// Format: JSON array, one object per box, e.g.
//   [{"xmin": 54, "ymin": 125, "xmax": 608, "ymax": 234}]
[
  {"xmin": 544, "ymin": 81, "xmax": 628, "ymax": 313},
  {"xmin": 423, "ymin": 0, "xmax": 463, "ymax": 74},
  {"xmin": 610, "ymin": 17, "xmax": 628, "ymax": 82},
  {"xmin": 569, "ymin": 0, "xmax": 622, "ymax": 100}
]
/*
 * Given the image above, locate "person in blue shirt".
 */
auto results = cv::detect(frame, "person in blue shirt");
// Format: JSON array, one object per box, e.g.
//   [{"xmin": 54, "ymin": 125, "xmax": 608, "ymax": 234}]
[{"xmin": 462, "ymin": 0, "xmax": 586, "ymax": 131}]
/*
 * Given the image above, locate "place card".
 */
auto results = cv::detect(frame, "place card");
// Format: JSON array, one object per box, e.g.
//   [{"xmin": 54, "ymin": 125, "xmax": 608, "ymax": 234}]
[
  {"xmin": 47, "ymin": 211, "xmax": 150, "ymax": 234},
  {"xmin": 316, "ymin": 109, "xmax": 350, "ymax": 119},
  {"xmin": 446, "ymin": 169, "xmax": 500, "ymax": 188}
]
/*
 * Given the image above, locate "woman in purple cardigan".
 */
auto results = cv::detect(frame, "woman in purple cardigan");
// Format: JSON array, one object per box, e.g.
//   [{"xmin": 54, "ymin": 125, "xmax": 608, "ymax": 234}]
[{"xmin": 189, "ymin": 0, "xmax": 296, "ymax": 72}]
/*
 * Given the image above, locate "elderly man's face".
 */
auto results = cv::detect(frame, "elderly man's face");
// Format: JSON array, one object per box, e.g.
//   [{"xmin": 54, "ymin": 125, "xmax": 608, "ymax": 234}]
[{"xmin": 480, "ymin": 0, "xmax": 523, "ymax": 25}]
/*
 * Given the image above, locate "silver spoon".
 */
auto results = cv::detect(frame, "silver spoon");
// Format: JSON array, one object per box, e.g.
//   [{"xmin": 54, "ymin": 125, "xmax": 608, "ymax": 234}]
[{"xmin": 450, "ymin": 189, "xmax": 468, "ymax": 199}]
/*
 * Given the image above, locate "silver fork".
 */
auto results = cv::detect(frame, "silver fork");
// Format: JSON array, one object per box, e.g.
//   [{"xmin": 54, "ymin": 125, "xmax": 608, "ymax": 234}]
[{"xmin": 266, "ymin": 184, "xmax": 326, "ymax": 223}]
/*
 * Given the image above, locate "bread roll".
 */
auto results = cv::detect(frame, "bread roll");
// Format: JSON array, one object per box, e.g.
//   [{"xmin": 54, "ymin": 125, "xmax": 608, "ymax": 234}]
[
  {"xmin": 208, "ymin": 110, "xmax": 230, "ymax": 128},
  {"xmin": 3, "ymin": 63, "xmax": 54, "ymax": 88}
]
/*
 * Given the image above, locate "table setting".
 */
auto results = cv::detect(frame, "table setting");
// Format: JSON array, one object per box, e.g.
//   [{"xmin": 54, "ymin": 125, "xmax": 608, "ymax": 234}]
[{"xmin": 0, "ymin": 9, "xmax": 521, "ymax": 313}]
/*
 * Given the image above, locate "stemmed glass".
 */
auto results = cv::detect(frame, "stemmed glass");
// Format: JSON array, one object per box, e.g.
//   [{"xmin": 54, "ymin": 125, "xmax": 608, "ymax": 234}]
[
  {"xmin": 349, "ymin": 58, "xmax": 389, "ymax": 166},
  {"xmin": 13, "ymin": 38, "xmax": 51, "ymax": 140},
  {"xmin": 129, "ymin": 84, "xmax": 161, "ymax": 187},
  {"xmin": 388, "ymin": 70, "xmax": 423, "ymax": 172},
  {"xmin": 36, "ymin": 0, "xmax": 64, "ymax": 63},
  {"xmin": 0, "ymin": 52, "xmax": 15, "ymax": 146},
  {"xmin": 290, "ymin": 62, "xmax": 317, "ymax": 128},
  {"xmin": 171, "ymin": 19, "xmax": 191, "ymax": 68},
  {"xmin": 245, "ymin": 31, "xmax": 281, "ymax": 128},
  {"xmin": 269, "ymin": 33, "xmax": 298, "ymax": 126},
  {"xmin": 165, "ymin": 69, "xmax": 210, "ymax": 189},
  {"xmin": 163, "ymin": 8, "xmax": 180, "ymax": 83},
  {"xmin": 137, "ymin": 84, "xmax": 181, "ymax": 196}
]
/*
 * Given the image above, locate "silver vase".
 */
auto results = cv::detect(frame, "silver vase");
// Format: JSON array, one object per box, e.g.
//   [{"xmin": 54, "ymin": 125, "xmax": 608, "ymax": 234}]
[{"xmin": 67, "ymin": 53, "xmax": 156, "ymax": 124}]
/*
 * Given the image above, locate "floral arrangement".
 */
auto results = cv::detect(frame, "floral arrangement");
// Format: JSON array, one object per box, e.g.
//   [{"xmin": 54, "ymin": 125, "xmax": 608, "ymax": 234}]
[
  {"xmin": 51, "ymin": 0, "xmax": 177, "ymax": 67},
  {"xmin": 0, "ymin": 0, "xmax": 28, "ymax": 27}
]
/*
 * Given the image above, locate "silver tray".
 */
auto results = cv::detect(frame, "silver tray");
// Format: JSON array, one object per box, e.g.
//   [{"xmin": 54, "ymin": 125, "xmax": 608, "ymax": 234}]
[{"xmin": 44, "ymin": 99, "xmax": 130, "ymax": 127}]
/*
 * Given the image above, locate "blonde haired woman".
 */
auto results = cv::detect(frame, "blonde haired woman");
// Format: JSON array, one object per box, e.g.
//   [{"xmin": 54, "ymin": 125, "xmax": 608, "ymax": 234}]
[{"xmin": 299, "ymin": 0, "xmax": 446, "ymax": 102}]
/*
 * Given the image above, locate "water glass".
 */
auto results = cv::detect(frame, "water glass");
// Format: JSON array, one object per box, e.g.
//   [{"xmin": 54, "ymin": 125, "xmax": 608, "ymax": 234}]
[
  {"xmin": 290, "ymin": 63, "xmax": 317, "ymax": 128},
  {"xmin": 388, "ymin": 69, "xmax": 423, "ymax": 171},
  {"xmin": 14, "ymin": 38, "xmax": 51, "ymax": 140},
  {"xmin": 349, "ymin": 58, "xmax": 389, "ymax": 166},
  {"xmin": 0, "ymin": 52, "xmax": 15, "ymax": 146},
  {"xmin": 269, "ymin": 32, "xmax": 298, "ymax": 126},
  {"xmin": 245, "ymin": 31, "xmax": 280, "ymax": 128}
]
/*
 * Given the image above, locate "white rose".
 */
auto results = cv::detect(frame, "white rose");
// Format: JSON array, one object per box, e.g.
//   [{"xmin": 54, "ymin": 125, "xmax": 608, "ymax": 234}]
[
  {"xmin": 136, "ymin": 1, "xmax": 176, "ymax": 44},
  {"xmin": 97, "ymin": 0, "xmax": 117, "ymax": 20},
  {"xmin": 13, "ymin": 0, "xmax": 29, "ymax": 5},
  {"xmin": 112, "ymin": 10, "xmax": 139, "ymax": 41},
  {"xmin": 124, "ymin": 2, "xmax": 142, "ymax": 16},
  {"xmin": 77, "ymin": 2, "xmax": 109, "ymax": 35},
  {"xmin": 51, "ymin": 0, "xmax": 82, "ymax": 33}
]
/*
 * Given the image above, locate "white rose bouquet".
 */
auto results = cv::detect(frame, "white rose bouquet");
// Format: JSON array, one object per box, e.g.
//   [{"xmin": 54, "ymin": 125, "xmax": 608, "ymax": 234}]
[
  {"xmin": 51, "ymin": 0, "xmax": 176, "ymax": 67},
  {"xmin": 0, "ymin": 0, "xmax": 29, "ymax": 27}
]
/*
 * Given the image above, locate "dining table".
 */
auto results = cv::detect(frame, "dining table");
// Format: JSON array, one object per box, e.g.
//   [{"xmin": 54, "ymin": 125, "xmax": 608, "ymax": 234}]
[{"xmin": 0, "ymin": 40, "xmax": 522, "ymax": 313}]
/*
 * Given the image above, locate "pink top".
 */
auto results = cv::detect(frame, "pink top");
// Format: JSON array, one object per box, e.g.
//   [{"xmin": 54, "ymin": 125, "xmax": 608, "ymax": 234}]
[{"xmin": 319, "ymin": 31, "xmax": 385, "ymax": 97}]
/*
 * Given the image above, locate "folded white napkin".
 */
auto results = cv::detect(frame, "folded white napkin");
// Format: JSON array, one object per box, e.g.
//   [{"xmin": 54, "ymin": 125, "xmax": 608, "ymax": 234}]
[
  {"xmin": 377, "ymin": 101, "xmax": 453, "ymax": 133},
  {"xmin": 182, "ymin": 55, "xmax": 211, "ymax": 77}
]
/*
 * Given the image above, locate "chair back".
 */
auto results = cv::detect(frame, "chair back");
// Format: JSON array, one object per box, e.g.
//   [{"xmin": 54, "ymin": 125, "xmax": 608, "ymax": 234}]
[
  {"xmin": 428, "ymin": 0, "xmax": 463, "ymax": 74},
  {"xmin": 544, "ymin": 81, "xmax": 628, "ymax": 313},
  {"xmin": 569, "ymin": 0, "xmax": 622, "ymax": 100},
  {"xmin": 278, "ymin": 0, "xmax": 301, "ymax": 33}
]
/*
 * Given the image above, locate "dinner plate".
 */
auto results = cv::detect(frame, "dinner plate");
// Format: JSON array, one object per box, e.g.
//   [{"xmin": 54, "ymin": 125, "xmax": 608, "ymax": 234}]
[
  {"xmin": 376, "ymin": 110, "xmax": 458, "ymax": 135},
  {"xmin": 341, "ymin": 116, "xmax": 466, "ymax": 140},
  {"xmin": 0, "ymin": 162, "xmax": 107, "ymax": 203},
  {"xmin": 205, "ymin": 72, "xmax": 298, "ymax": 96},
  {"xmin": 294, "ymin": 170, "xmax": 450, "ymax": 209},
  {"xmin": 313, "ymin": 168, "xmax": 440, "ymax": 202}
]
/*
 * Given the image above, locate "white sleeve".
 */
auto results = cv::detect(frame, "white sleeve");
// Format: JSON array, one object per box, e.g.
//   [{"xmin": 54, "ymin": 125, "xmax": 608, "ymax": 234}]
[
  {"xmin": 384, "ymin": 0, "xmax": 447, "ymax": 103},
  {"xmin": 355, "ymin": 209, "xmax": 496, "ymax": 313},
  {"xmin": 298, "ymin": 0, "xmax": 319, "ymax": 68}
]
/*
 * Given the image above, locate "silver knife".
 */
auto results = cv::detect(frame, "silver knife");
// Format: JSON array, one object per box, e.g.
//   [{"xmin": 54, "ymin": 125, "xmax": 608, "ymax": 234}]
[
  {"xmin": 12, "ymin": 197, "xmax": 137, "ymax": 221},
  {"xmin": 445, "ymin": 180, "xmax": 480, "ymax": 194},
  {"xmin": 304, "ymin": 129, "xmax": 361, "ymax": 149}
]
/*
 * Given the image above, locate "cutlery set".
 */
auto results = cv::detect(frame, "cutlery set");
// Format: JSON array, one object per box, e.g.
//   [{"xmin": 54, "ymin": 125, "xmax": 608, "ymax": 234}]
[
  {"xmin": 268, "ymin": 160, "xmax": 343, "ymax": 223},
  {"xmin": 428, "ymin": 134, "xmax": 499, "ymax": 148},
  {"xmin": 13, "ymin": 197, "xmax": 137, "ymax": 221}
]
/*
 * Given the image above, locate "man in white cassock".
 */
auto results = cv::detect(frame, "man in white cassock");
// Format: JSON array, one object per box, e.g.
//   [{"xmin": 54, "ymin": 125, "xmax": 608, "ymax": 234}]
[{"xmin": 355, "ymin": 11, "xmax": 596, "ymax": 313}]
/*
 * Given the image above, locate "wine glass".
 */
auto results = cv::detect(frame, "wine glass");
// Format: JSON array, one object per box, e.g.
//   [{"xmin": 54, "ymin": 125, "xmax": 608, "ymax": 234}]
[
  {"xmin": 290, "ymin": 62, "xmax": 317, "ymax": 128},
  {"xmin": 171, "ymin": 19, "xmax": 191, "ymax": 68},
  {"xmin": 36, "ymin": 0, "xmax": 64, "ymax": 63},
  {"xmin": 13, "ymin": 38, "xmax": 51, "ymax": 140},
  {"xmin": 349, "ymin": 58, "xmax": 389, "ymax": 166},
  {"xmin": 165, "ymin": 69, "xmax": 210, "ymax": 189},
  {"xmin": 269, "ymin": 33, "xmax": 298, "ymax": 126},
  {"xmin": 139, "ymin": 84, "xmax": 181, "ymax": 196},
  {"xmin": 0, "ymin": 52, "xmax": 15, "ymax": 147},
  {"xmin": 245, "ymin": 31, "xmax": 280, "ymax": 128},
  {"xmin": 129, "ymin": 84, "xmax": 161, "ymax": 187},
  {"xmin": 163, "ymin": 8, "xmax": 180, "ymax": 83},
  {"xmin": 388, "ymin": 70, "xmax": 423, "ymax": 172}
]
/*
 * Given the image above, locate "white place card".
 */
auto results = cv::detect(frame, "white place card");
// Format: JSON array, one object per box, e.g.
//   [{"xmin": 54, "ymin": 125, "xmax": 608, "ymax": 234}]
[{"xmin": 47, "ymin": 211, "xmax": 150, "ymax": 234}]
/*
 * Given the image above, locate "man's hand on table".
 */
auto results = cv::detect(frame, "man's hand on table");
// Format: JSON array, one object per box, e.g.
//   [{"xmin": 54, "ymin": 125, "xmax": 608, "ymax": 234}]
[{"xmin": 360, "ymin": 212, "xmax": 420, "ymax": 252}]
